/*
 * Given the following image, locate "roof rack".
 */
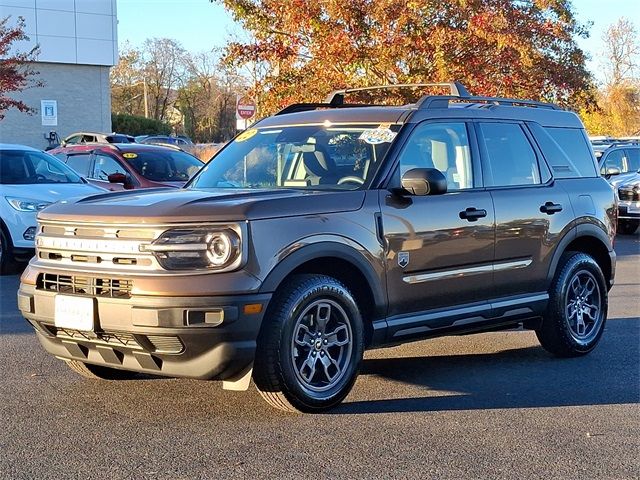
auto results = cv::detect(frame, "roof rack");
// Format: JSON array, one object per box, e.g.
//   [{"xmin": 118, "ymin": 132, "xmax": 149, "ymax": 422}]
[
  {"xmin": 324, "ymin": 82, "xmax": 471, "ymax": 106},
  {"xmin": 416, "ymin": 94, "xmax": 560, "ymax": 110},
  {"xmin": 274, "ymin": 81, "xmax": 560, "ymax": 116}
]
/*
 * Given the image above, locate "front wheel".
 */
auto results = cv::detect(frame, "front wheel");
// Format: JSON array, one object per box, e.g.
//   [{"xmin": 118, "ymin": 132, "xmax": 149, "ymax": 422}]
[
  {"xmin": 536, "ymin": 252, "xmax": 608, "ymax": 357},
  {"xmin": 0, "ymin": 228, "xmax": 16, "ymax": 275},
  {"xmin": 253, "ymin": 274, "xmax": 364, "ymax": 413}
]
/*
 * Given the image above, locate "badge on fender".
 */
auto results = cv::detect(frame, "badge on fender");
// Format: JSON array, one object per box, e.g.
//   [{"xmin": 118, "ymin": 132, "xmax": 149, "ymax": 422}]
[{"xmin": 398, "ymin": 251, "xmax": 409, "ymax": 268}]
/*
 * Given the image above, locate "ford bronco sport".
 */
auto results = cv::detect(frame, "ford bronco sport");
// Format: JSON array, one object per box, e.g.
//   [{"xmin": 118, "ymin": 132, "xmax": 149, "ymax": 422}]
[{"xmin": 18, "ymin": 83, "xmax": 616, "ymax": 413}]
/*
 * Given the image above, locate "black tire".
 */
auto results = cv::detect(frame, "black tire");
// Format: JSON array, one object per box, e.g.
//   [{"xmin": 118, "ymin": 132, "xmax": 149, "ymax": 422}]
[
  {"xmin": 536, "ymin": 252, "xmax": 608, "ymax": 357},
  {"xmin": 64, "ymin": 360, "xmax": 139, "ymax": 380},
  {"xmin": 0, "ymin": 227, "xmax": 16, "ymax": 275},
  {"xmin": 253, "ymin": 274, "xmax": 364, "ymax": 413},
  {"xmin": 618, "ymin": 219, "xmax": 639, "ymax": 235}
]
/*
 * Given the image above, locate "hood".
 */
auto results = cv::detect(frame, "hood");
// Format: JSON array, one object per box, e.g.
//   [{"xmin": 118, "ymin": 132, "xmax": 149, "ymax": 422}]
[
  {"xmin": 37, "ymin": 187, "xmax": 366, "ymax": 224},
  {"xmin": 609, "ymin": 171, "xmax": 640, "ymax": 188},
  {"xmin": 2, "ymin": 183, "xmax": 105, "ymax": 205}
]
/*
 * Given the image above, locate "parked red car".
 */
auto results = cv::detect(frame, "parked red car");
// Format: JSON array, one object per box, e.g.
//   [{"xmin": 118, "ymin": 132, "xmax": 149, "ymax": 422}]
[{"xmin": 49, "ymin": 143, "xmax": 203, "ymax": 191}]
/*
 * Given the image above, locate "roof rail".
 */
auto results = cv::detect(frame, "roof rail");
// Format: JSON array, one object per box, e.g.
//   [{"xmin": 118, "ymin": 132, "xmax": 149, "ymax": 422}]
[
  {"xmin": 324, "ymin": 82, "xmax": 470, "ymax": 106},
  {"xmin": 417, "ymin": 94, "xmax": 560, "ymax": 110}
]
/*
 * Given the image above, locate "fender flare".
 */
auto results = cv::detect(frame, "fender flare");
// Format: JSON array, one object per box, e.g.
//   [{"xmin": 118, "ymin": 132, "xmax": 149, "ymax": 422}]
[
  {"xmin": 259, "ymin": 241, "xmax": 387, "ymax": 316},
  {"xmin": 546, "ymin": 222, "xmax": 613, "ymax": 286}
]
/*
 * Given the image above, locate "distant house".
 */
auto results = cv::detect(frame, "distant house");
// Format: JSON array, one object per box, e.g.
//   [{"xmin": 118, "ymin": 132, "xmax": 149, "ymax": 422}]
[{"xmin": 0, "ymin": 0, "xmax": 118, "ymax": 149}]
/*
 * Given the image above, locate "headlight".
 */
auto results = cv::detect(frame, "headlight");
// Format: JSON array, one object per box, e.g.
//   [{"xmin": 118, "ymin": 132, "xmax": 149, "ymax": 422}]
[
  {"xmin": 6, "ymin": 197, "xmax": 52, "ymax": 212},
  {"xmin": 143, "ymin": 228, "xmax": 241, "ymax": 271}
]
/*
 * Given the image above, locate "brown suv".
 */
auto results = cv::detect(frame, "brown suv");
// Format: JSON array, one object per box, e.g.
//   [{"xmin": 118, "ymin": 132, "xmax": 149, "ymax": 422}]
[{"xmin": 18, "ymin": 83, "xmax": 616, "ymax": 413}]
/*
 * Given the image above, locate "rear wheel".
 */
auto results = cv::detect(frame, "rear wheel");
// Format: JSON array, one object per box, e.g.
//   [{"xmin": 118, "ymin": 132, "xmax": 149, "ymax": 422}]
[
  {"xmin": 64, "ymin": 360, "xmax": 139, "ymax": 380},
  {"xmin": 536, "ymin": 252, "xmax": 607, "ymax": 357},
  {"xmin": 253, "ymin": 274, "xmax": 364, "ymax": 413},
  {"xmin": 618, "ymin": 219, "xmax": 639, "ymax": 235}
]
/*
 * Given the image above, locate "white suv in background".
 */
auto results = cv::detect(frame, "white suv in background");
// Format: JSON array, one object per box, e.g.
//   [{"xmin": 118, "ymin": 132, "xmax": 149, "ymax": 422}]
[{"xmin": 0, "ymin": 144, "xmax": 105, "ymax": 273}]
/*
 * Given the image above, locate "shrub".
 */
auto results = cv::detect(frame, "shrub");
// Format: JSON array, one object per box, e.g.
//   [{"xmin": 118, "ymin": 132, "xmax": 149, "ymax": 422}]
[{"xmin": 111, "ymin": 113, "xmax": 172, "ymax": 136}]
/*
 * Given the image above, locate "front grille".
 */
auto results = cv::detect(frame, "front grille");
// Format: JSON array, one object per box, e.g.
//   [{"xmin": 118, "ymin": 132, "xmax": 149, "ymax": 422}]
[{"xmin": 37, "ymin": 273, "xmax": 133, "ymax": 298}]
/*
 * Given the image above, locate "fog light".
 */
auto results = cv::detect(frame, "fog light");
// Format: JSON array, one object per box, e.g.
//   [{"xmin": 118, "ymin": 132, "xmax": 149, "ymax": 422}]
[{"xmin": 23, "ymin": 227, "xmax": 37, "ymax": 241}]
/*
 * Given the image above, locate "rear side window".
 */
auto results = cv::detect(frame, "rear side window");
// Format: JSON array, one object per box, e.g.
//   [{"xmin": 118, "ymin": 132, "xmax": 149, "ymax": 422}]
[
  {"xmin": 537, "ymin": 126, "xmax": 597, "ymax": 178},
  {"xmin": 478, "ymin": 122, "xmax": 541, "ymax": 187}
]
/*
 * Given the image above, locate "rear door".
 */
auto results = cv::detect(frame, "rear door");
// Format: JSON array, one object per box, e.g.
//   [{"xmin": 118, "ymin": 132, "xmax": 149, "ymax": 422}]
[
  {"xmin": 380, "ymin": 120, "xmax": 495, "ymax": 319},
  {"xmin": 476, "ymin": 121, "xmax": 573, "ymax": 299}
]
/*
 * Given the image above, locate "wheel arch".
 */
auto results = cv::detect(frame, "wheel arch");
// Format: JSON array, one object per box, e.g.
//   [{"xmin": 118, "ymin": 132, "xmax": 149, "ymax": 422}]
[
  {"xmin": 259, "ymin": 242, "xmax": 387, "ymax": 346},
  {"xmin": 547, "ymin": 224, "xmax": 614, "ymax": 290}
]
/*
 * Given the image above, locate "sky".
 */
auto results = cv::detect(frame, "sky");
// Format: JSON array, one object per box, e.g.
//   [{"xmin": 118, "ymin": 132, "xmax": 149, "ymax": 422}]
[{"xmin": 116, "ymin": 0, "xmax": 640, "ymax": 84}]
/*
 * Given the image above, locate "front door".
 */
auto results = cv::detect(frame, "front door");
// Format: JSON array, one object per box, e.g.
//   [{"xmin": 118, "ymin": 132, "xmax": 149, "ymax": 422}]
[{"xmin": 380, "ymin": 121, "xmax": 495, "ymax": 319}]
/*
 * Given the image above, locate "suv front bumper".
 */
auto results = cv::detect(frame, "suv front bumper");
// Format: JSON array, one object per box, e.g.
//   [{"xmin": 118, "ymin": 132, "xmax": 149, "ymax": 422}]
[{"xmin": 18, "ymin": 283, "xmax": 270, "ymax": 381}]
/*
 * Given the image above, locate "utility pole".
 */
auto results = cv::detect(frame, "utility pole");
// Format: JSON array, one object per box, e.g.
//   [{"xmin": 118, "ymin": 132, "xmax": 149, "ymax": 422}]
[{"xmin": 143, "ymin": 77, "xmax": 149, "ymax": 119}]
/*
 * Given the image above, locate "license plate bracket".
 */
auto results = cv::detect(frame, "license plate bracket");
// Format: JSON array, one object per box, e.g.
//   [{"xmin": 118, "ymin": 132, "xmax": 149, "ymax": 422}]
[{"xmin": 54, "ymin": 295, "xmax": 95, "ymax": 332}]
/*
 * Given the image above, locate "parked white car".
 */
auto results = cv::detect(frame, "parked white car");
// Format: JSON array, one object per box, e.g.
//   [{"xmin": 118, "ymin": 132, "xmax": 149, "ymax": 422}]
[{"xmin": 0, "ymin": 144, "xmax": 105, "ymax": 273}]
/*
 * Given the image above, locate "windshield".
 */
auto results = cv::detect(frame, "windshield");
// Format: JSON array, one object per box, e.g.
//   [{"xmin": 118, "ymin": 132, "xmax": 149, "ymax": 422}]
[
  {"xmin": 126, "ymin": 150, "xmax": 202, "ymax": 182},
  {"xmin": 0, "ymin": 149, "xmax": 83, "ymax": 184},
  {"xmin": 189, "ymin": 123, "xmax": 401, "ymax": 190}
]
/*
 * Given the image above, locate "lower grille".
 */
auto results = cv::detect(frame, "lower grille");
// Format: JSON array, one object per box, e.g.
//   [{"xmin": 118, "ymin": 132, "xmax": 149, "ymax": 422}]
[
  {"xmin": 147, "ymin": 335, "xmax": 184, "ymax": 354},
  {"xmin": 37, "ymin": 273, "xmax": 133, "ymax": 298},
  {"xmin": 55, "ymin": 328, "xmax": 142, "ymax": 349}
]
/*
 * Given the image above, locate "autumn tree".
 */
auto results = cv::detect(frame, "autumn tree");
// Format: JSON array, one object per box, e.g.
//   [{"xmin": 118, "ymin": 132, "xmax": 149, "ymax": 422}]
[
  {"xmin": 0, "ymin": 16, "xmax": 42, "ymax": 120},
  {"xmin": 110, "ymin": 40, "xmax": 243, "ymax": 141},
  {"xmin": 215, "ymin": 0, "xmax": 594, "ymax": 115},
  {"xmin": 580, "ymin": 18, "xmax": 640, "ymax": 136}
]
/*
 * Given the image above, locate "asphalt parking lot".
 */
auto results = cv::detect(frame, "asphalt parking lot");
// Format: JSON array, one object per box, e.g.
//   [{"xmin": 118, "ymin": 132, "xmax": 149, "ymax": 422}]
[{"xmin": 1, "ymin": 235, "xmax": 638, "ymax": 480}]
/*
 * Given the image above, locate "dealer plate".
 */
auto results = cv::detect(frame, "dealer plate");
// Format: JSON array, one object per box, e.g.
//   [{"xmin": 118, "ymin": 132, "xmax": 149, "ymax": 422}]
[{"xmin": 54, "ymin": 295, "xmax": 95, "ymax": 332}]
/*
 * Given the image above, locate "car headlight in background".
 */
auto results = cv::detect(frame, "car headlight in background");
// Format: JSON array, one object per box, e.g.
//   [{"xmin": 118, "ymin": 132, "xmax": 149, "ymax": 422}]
[
  {"xmin": 142, "ymin": 227, "xmax": 242, "ymax": 271},
  {"xmin": 5, "ymin": 197, "xmax": 52, "ymax": 212}
]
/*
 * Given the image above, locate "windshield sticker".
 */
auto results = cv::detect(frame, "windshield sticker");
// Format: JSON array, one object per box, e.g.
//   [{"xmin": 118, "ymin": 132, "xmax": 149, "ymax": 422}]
[
  {"xmin": 122, "ymin": 152, "xmax": 138, "ymax": 158},
  {"xmin": 359, "ymin": 127, "xmax": 397, "ymax": 145},
  {"xmin": 236, "ymin": 128, "xmax": 258, "ymax": 142}
]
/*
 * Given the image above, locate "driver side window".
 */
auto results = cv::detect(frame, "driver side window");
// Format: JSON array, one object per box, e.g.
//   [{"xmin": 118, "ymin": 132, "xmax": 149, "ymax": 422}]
[
  {"xmin": 397, "ymin": 122, "xmax": 474, "ymax": 191},
  {"xmin": 92, "ymin": 154, "xmax": 125, "ymax": 181}
]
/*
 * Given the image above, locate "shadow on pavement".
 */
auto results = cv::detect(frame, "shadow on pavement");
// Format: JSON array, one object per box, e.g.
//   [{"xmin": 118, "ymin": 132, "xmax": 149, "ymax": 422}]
[{"xmin": 336, "ymin": 317, "xmax": 639, "ymax": 414}]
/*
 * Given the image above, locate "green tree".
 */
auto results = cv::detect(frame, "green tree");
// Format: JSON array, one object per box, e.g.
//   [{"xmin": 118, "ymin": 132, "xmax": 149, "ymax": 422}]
[{"xmin": 215, "ymin": 0, "xmax": 594, "ymax": 115}]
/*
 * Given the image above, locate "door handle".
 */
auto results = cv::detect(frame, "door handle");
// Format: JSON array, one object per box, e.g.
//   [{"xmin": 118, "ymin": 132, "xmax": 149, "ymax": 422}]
[
  {"xmin": 459, "ymin": 207, "xmax": 487, "ymax": 222},
  {"xmin": 540, "ymin": 202, "xmax": 563, "ymax": 215}
]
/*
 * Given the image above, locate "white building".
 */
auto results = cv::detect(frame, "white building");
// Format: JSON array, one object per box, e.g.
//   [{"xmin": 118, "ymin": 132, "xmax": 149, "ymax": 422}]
[{"xmin": 0, "ymin": 0, "xmax": 118, "ymax": 148}]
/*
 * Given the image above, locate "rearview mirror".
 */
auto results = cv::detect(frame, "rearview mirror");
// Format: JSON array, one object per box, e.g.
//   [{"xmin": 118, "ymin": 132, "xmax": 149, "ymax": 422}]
[{"xmin": 399, "ymin": 168, "xmax": 447, "ymax": 196}]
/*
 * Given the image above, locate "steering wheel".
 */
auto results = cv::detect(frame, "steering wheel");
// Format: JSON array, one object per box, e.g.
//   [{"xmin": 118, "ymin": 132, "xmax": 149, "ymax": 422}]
[{"xmin": 337, "ymin": 176, "xmax": 365, "ymax": 186}]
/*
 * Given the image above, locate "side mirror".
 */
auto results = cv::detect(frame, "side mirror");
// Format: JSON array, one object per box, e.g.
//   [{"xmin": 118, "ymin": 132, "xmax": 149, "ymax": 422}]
[
  {"xmin": 605, "ymin": 166, "xmax": 621, "ymax": 176},
  {"xmin": 399, "ymin": 168, "xmax": 447, "ymax": 196},
  {"xmin": 107, "ymin": 172, "xmax": 127, "ymax": 184}
]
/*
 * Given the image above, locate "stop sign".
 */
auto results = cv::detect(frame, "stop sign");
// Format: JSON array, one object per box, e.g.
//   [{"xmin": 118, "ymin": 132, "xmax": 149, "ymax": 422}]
[{"xmin": 237, "ymin": 96, "xmax": 256, "ymax": 120}]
